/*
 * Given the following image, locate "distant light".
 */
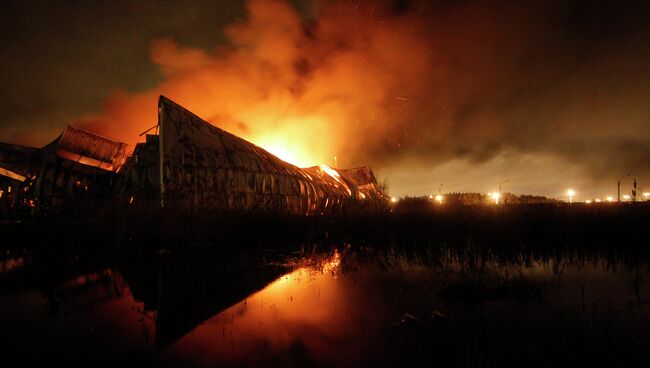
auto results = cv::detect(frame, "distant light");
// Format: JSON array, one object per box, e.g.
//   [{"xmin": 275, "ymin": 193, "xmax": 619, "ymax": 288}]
[
  {"xmin": 567, "ymin": 189, "xmax": 575, "ymax": 203},
  {"xmin": 595, "ymin": 198, "xmax": 602, "ymax": 203},
  {"xmin": 623, "ymin": 194, "xmax": 631, "ymax": 201},
  {"xmin": 606, "ymin": 196, "xmax": 614, "ymax": 202},
  {"xmin": 435, "ymin": 194, "xmax": 444, "ymax": 204},
  {"xmin": 490, "ymin": 192, "xmax": 501, "ymax": 205},
  {"xmin": 585, "ymin": 199, "xmax": 592, "ymax": 204},
  {"xmin": 429, "ymin": 195, "xmax": 433, "ymax": 199},
  {"xmin": 643, "ymin": 192, "xmax": 650, "ymax": 200},
  {"xmin": 391, "ymin": 197, "xmax": 397, "ymax": 203}
]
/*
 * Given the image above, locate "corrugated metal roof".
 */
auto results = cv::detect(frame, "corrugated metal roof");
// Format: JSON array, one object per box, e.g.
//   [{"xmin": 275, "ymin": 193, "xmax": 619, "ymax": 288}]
[
  {"xmin": 156, "ymin": 95, "xmax": 387, "ymax": 212},
  {"xmin": 54, "ymin": 126, "xmax": 128, "ymax": 171}
]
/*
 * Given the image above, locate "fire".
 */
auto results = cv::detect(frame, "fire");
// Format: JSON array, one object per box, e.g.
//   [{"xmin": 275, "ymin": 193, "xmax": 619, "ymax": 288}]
[
  {"xmin": 321, "ymin": 249, "xmax": 341, "ymax": 274},
  {"xmin": 319, "ymin": 164, "xmax": 352, "ymax": 196},
  {"xmin": 256, "ymin": 137, "xmax": 320, "ymax": 168},
  {"xmin": 71, "ymin": 0, "xmax": 433, "ymax": 172},
  {"xmin": 251, "ymin": 115, "xmax": 333, "ymax": 168},
  {"xmin": 319, "ymin": 164, "xmax": 340, "ymax": 178}
]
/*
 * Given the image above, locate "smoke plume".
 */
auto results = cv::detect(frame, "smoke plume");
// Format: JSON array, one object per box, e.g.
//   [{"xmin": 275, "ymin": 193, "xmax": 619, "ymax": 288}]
[{"xmin": 70, "ymin": 0, "xmax": 650, "ymax": 196}]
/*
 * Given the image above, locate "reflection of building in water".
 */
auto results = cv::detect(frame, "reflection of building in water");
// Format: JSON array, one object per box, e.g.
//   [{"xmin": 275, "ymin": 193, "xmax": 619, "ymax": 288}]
[
  {"xmin": 165, "ymin": 250, "xmax": 350, "ymax": 366},
  {"xmin": 118, "ymin": 96, "xmax": 387, "ymax": 214},
  {"xmin": 118, "ymin": 249, "xmax": 291, "ymax": 347}
]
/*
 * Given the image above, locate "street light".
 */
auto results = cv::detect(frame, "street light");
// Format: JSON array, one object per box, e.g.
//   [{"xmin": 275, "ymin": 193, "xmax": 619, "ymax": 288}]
[
  {"xmin": 435, "ymin": 194, "xmax": 443, "ymax": 204},
  {"xmin": 606, "ymin": 196, "xmax": 614, "ymax": 203},
  {"xmin": 618, "ymin": 173, "xmax": 631, "ymax": 202},
  {"xmin": 491, "ymin": 192, "xmax": 501, "ymax": 205},
  {"xmin": 567, "ymin": 189, "xmax": 575, "ymax": 203},
  {"xmin": 643, "ymin": 192, "xmax": 650, "ymax": 201},
  {"xmin": 391, "ymin": 197, "xmax": 397, "ymax": 203}
]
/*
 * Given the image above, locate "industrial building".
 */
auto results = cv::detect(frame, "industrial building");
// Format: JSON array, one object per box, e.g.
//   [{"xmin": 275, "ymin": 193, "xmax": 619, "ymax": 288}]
[
  {"xmin": 0, "ymin": 126, "xmax": 127, "ymax": 216},
  {"xmin": 119, "ymin": 96, "xmax": 387, "ymax": 214},
  {"xmin": 0, "ymin": 96, "xmax": 386, "ymax": 216}
]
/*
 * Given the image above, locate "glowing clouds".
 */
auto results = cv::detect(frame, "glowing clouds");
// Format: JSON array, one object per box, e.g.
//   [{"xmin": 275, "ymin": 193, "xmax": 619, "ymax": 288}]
[{"xmin": 73, "ymin": 0, "xmax": 437, "ymax": 171}]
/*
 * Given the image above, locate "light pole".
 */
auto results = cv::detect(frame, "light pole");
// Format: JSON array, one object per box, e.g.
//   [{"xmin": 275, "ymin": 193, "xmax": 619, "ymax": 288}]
[
  {"xmin": 499, "ymin": 180, "xmax": 509, "ymax": 194},
  {"xmin": 618, "ymin": 173, "xmax": 630, "ymax": 203}
]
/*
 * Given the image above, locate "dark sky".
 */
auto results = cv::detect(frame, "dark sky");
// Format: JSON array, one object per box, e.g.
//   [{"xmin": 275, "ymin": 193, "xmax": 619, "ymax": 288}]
[
  {"xmin": 1, "ymin": 0, "xmax": 649, "ymax": 199},
  {"xmin": 0, "ymin": 0, "xmax": 244, "ymax": 139}
]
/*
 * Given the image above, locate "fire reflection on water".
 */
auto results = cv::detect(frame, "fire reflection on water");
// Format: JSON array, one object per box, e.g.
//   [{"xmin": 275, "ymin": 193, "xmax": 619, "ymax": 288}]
[
  {"xmin": 2, "ymin": 247, "xmax": 650, "ymax": 365},
  {"xmin": 166, "ymin": 249, "xmax": 375, "ymax": 366}
]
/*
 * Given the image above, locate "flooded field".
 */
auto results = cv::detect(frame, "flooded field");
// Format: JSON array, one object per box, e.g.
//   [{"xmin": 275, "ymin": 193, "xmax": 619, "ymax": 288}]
[{"xmin": 2, "ymin": 238, "xmax": 649, "ymax": 366}]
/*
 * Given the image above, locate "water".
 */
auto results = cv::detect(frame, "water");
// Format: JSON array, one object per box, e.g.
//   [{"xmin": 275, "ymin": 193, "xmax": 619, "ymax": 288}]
[{"xmin": 1, "ymin": 245, "xmax": 649, "ymax": 366}]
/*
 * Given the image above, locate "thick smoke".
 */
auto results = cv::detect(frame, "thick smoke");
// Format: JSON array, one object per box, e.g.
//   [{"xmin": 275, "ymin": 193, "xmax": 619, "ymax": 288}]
[
  {"xmin": 77, "ymin": 0, "xmax": 435, "ymax": 168},
  {"xmin": 73, "ymin": 0, "xmax": 650, "ymax": 195}
]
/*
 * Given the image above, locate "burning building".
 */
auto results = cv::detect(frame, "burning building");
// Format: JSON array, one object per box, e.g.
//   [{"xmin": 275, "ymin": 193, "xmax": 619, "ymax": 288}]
[
  {"xmin": 0, "ymin": 126, "xmax": 127, "ymax": 216},
  {"xmin": 119, "ymin": 96, "xmax": 387, "ymax": 214},
  {"xmin": 1, "ymin": 95, "xmax": 386, "ymax": 216}
]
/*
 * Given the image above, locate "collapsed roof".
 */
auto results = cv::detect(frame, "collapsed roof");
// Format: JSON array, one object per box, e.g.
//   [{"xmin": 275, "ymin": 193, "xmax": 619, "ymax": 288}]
[
  {"xmin": 2, "ymin": 96, "xmax": 386, "ymax": 215},
  {"xmin": 44, "ymin": 125, "xmax": 128, "ymax": 172},
  {"xmin": 123, "ymin": 95, "xmax": 387, "ymax": 213},
  {"xmin": 0, "ymin": 142, "xmax": 41, "ymax": 182}
]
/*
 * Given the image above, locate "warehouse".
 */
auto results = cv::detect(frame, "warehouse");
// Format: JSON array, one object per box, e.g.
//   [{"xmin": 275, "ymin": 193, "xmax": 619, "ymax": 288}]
[
  {"xmin": 1, "ymin": 96, "xmax": 386, "ymax": 216},
  {"xmin": 119, "ymin": 96, "xmax": 387, "ymax": 214},
  {"xmin": 0, "ymin": 126, "xmax": 127, "ymax": 216}
]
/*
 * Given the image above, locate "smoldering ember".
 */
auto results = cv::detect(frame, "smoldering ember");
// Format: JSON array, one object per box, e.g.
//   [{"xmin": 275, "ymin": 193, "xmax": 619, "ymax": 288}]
[{"xmin": 1, "ymin": 1, "xmax": 650, "ymax": 367}]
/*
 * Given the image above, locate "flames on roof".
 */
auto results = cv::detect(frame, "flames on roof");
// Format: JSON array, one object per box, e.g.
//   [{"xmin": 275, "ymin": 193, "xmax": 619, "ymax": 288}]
[
  {"xmin": 119, "ymin": 96, "xmax": 387, "ymax": 213},
  {"xmin": 2, "ymin": 96, "xmax": 387, "ymax": 215}
]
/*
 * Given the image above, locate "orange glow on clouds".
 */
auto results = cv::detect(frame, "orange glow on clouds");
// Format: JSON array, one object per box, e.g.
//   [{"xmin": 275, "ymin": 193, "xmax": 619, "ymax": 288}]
[{"xmin": 74, "ymin": 0, "xmax": 433, "ymax": 170}]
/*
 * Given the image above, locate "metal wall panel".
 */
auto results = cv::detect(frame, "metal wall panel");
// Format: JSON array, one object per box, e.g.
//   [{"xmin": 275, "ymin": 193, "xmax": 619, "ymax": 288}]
[{"xmin": 130, "ymin": 96, "xmax": 389, "ymax": 213}]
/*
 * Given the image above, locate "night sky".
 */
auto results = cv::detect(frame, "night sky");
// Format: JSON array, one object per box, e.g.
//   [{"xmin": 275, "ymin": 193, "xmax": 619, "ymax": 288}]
[{"xmin": 1, "ymin": 0, "xmax": 649, "ymax": 199}]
